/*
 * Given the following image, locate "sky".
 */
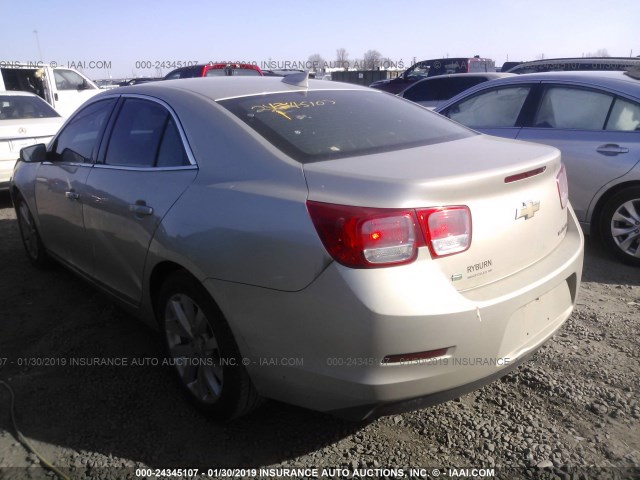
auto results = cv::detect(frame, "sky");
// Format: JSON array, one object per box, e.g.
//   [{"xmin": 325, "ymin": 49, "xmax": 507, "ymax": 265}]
[{"xmin": 1, "ymin": 0, "xmax": 638, "ymax": 79}]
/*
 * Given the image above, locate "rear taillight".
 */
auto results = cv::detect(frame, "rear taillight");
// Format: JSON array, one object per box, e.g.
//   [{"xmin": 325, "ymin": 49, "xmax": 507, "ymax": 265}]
[
  {"xmin": 556, "ymin": 163, "xmax": 569, "ymax": 209},
  {"xmin": 361, "ymin": 214, "xmax": 417, "ymax": 264},
  {"xmin": 306, "ymin": 202, "xmax": 422, "ymax": 268},
  {"xmin": 307, "ymin": 201, "xmax": 472, "ymax": 268},
  {"xmin": 417, "ymin": 207, "xmax": 472, "ymax": 257}
]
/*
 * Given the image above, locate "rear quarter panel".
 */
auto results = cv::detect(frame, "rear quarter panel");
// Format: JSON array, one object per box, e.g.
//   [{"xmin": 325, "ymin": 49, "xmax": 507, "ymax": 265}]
[{"xmin": 144, "ymin": 91, "xmax": 331, "ymax": 293}]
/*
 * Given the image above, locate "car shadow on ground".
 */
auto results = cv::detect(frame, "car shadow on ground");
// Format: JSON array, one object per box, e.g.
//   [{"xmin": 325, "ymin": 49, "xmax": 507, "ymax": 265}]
[
  {"xmin": 581, "ymin": 236, "xmax": 640, "ymax": 287},
  {"xmin": 0, "ymin": 191, "xmax": 11, "ymax": 208},
  {"xmin": 0, "ymin": 210, "xmax": 365, "ymax": 470}
]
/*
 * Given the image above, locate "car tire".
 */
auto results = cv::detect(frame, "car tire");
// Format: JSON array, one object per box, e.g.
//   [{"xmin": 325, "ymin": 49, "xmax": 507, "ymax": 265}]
[
  {"xmin": 599, "ymin": 186, "xmax": 640, "ymax": 267},
  {"xmin": 15, "ymin": 194, "xmax": 50, "ymax": 268},
  {"xmin": 157, "ymin": 271, "xmax": 262, "ymax": 419}
]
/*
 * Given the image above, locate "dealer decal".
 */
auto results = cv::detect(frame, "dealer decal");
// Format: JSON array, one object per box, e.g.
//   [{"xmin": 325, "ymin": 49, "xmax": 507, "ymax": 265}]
[{"xmin": 467, "ymin": 259, "xmax": 492, "ymax": 274}]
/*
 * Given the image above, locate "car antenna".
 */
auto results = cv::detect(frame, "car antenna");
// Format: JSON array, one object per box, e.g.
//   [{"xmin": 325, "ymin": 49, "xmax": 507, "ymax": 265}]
[{"xmin": 282, "ymin": 71, "xmax": 309, "ymax": 88}]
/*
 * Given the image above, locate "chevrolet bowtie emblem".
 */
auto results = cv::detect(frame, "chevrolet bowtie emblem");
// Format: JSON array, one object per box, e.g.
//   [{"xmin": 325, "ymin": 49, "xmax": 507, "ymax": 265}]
[{"xmin": 516, "ymin": 200, "xmax": 540, "ymax": 220}]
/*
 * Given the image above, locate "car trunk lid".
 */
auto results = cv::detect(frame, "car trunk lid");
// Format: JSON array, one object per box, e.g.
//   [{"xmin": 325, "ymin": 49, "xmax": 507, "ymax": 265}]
[{"xmin": 303, "ymin": 135, "xmax": 569, "ymax": 291}]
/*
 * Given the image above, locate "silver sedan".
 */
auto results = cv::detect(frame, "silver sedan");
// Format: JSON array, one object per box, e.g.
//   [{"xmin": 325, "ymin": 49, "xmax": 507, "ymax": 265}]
[
  {"xmin": 11, "ymin": 75, "xmax": 583, "ymax": 420},
  {"xmin": 436, "ymin": 70, "xmax": 640, "ymax": 266}
]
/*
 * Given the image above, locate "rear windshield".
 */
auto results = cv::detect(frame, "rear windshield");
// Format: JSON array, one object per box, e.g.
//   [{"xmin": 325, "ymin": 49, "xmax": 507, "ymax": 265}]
[
  {"xmin": 218, "ymin": 90, "xmax": 473, "ymax": 163},
  {"xmin": 0, "ymin": 94, "xmax": 60, "ymax": 119}
]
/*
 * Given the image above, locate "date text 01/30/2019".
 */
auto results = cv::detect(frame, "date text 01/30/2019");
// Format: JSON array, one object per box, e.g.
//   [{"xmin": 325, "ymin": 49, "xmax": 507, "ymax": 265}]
[{"xmin": 134, "ymin": 467, "xmax": 497, "ymax": 478}]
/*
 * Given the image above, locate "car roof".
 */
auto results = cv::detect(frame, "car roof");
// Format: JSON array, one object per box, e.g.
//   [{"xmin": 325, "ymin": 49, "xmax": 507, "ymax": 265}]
[
  {"xmin": 510, "ymin": 57, "xmax": 639, "ymax": 66},
  {"xmin": 435, "ymin": 70, "xmax": 640, "ymax": 112},
  {"xmin": 101, "ymin": 76, "xmax": 372, "ymax": 101},
  {"xmin": 411, "ymin": 72, "xmax": 514, "ymax": 83},
  {"xmin": 495, "ymin": 70, "xmax": 639, "ymax": 90},
  {"xmin": 506, "ymin": 58, "xmax": 640, "ymax": 74}
]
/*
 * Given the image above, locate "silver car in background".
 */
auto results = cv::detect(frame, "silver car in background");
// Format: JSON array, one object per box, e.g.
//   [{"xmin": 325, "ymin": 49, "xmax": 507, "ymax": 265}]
[
  {"xmin": 436, "ymin": 70, "xmax": 640, "ymax": 266},
  {"xmin": 11, "ymin": 75, "xmax": 583, "ymax": 420}
]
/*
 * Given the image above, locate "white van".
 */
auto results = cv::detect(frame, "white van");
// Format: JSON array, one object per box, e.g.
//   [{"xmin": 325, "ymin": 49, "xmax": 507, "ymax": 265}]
[{"xmin": 0, "ymin": 63, "xmax": 101, "ymax": 117}]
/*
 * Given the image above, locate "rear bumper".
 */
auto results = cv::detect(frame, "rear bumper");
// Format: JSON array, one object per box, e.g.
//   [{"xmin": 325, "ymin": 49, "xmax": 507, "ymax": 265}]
[
  {"xmin": 332, "ymin": 349, "xmax": 534, "ymax": 420},
  {"xmin": 204, "ymin": 207, "xmax": 584, "ymax": 419}
]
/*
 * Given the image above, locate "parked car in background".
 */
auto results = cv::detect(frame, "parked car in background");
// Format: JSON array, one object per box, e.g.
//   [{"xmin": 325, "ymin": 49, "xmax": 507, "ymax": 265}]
[
  {"xmin": 501, "ymin": 61, "xmax": 525, "ymax": 72},
  {"xmin": 436, "ymin": 70, "xmax": 640, "ymax": 266},
  {"xmin": 164, "ymin": 63, "xmax": 263, "ymax": 79},
  {"xmin": 1, "ymin": 63, "xmax": 101, "ymax": 117},
  {"xmin": 262, "ymin": 69, "xmax": 305, "ymax": 77},
  {"xmin": 428, "ymin": 57, "xmax": 496, "ymax": 76},
  {"xmin": 371, "ymin": 57, "xmax": 496, "ymax": 94},
  {"xmin": 95, "ymin": 79, "xmax": 121, "ymax": 90},
  {"xmin": 506, "ymin": 57, "xmax": 640, "ymax": 74},
  {"xmin": 118, "ymin": 77, "xmax": 163, "ymax": 86},
  {"xmin": 11, "ymin": 76, "xmax": 583, "ymax": 420},
  {"xmin": 0, "ymin": 91, "xmax": 64, "ymax": 189},
  {"xmin": 399, "ymin": 72, "xmax": 514, "ymax": 109},
  {"xmin": 369, "ymin": 60, "xmax": 431, "ymax": 94}
]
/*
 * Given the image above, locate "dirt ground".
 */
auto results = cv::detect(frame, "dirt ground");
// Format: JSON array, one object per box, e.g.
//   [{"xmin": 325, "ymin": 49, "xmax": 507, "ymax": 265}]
[{"xmin": 0, "ymin": 190, "xmax": 638, "ymax": 480}]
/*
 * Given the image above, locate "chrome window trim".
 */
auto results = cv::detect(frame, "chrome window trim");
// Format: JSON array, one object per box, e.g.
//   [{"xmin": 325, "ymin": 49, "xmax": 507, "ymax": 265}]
[
  {"xmin": 92, "ymin": 164, "xmax": 197, "ymax": 172},
  {"xmin": 41, "ymin": 162, "xmax": 94, "ymax": 168}
]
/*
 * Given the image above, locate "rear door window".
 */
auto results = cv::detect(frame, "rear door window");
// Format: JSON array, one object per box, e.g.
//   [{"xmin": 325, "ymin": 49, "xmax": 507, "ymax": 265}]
[
  {"xmin": 104, "ymin": 98, "xmax": 189, "ymax": 167},
  {"xmin": 533, "ymin": 86, "xmax": 613, "ymax": 129},
  {"xmin": 444, "ymin": 86, "xmax": 531, "ymax": 128},
  {"xmin": 605, "ymin": 97, "xmax": 640, "ymax": 131}
]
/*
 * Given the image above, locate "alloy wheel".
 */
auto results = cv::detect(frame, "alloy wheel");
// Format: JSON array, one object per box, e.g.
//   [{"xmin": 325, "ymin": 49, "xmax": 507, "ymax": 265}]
[
  {"xmin": 610, "ymin": 198, "xmax": 640, "ymax": 259},
  {"xmin": 164, "ymin": 293, "xmax": 224, "ymax": 404},
  {"xmin": 18, "ymin": 201, "xmax": 40, "ymax": 260}
]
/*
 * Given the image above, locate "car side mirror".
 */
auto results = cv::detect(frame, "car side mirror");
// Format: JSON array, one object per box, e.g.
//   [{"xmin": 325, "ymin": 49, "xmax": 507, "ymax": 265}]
[
  {"xmin": 20, "ymin": 143, "xmax": 47, "ymax": 163},
  {"xmin": 78, "ymin": 79, "xmax": 93, "ymax": 90}
]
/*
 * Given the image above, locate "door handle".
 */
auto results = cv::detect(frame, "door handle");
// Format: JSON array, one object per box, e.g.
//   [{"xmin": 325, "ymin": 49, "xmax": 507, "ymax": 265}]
[
  {"xmin": 596, "ymin": 144, "xmax": 629, "ymax": 155},
  {"xmin": 129, "ymin": 202, "xmax": 153, "ymax": 216},
  {"xmin": 65, "ymin": 191, "xmax": 80, "ymax": 200}
]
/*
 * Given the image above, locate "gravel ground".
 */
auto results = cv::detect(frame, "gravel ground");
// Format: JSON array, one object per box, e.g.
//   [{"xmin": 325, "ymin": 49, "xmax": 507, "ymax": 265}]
[{"xmin": 0, "ymin": 190, "xmax": 638, "ymax": 480}]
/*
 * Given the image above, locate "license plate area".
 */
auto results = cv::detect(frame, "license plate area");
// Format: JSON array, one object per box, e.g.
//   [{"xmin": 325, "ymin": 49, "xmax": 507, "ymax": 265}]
[{"xmin": 499, "ymin": 280, "xmax": 573, "ymax": 359}]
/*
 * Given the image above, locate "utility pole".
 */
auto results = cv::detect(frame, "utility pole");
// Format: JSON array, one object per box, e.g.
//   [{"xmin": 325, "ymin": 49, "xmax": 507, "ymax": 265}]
[{"xmin": 33, "ymin": 30, "xmax": 43, "ymax": 62}]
